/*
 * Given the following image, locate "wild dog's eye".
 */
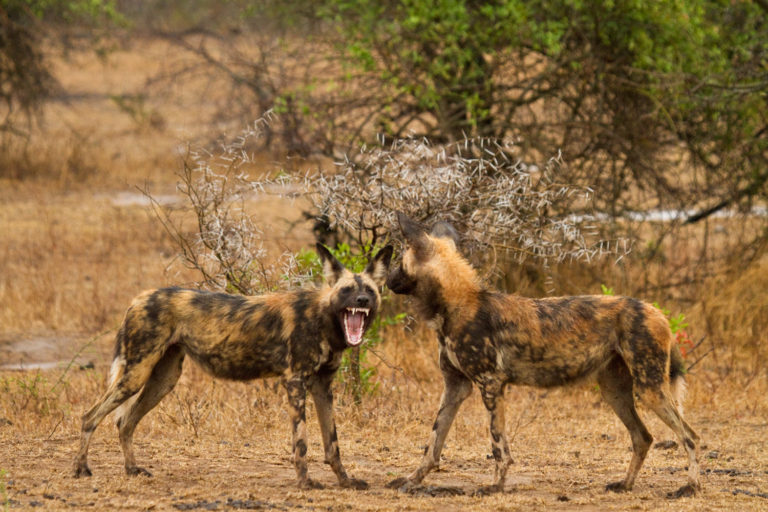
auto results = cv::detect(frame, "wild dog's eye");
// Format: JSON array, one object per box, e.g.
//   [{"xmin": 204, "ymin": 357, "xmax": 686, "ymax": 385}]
[
  {"xmin": 340, "ymin": 285, "xmax": 354, "ymax": 294},
  {"xmin": 363, "ymin": 285, "xmax": 375, "ymax": 295}
]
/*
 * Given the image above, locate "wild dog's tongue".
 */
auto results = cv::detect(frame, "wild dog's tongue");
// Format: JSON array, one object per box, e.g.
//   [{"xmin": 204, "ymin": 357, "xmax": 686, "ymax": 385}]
[{"xmin": 344, "ymin": 311, "xmax": 365, "ymax": 346}]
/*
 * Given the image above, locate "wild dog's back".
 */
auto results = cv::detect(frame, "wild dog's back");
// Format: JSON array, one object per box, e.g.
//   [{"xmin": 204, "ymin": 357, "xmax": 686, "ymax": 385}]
[
  {"xmin": 116, "ymin": 287, "xmax": 331, "ymax": 381},
  {"xmin": 475, "ymin": 293, "xmax": 673, "ymax": 388}
]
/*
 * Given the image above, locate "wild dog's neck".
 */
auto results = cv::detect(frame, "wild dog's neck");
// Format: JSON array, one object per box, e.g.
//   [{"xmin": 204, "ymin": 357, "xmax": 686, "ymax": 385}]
[{"xmin": 417, "ymin": 260, "xmax": 482, "ymax": 334}]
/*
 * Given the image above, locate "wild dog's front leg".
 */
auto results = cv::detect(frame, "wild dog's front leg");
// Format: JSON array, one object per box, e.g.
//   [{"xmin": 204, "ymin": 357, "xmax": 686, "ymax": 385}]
[
  {"xmin": 308, "ymin": 371, "xmax": 368, "ymax": 490},
  {"xmin": 474, "ymin": 381, "xmax": 512, "ymax": 496},
  {"xmin": 283, "ymin": 375, "xmax": 322, "ymax": 489},
  {"xmin": 387, "ymin": 360, "xmax": 472, "ymax": 490}
]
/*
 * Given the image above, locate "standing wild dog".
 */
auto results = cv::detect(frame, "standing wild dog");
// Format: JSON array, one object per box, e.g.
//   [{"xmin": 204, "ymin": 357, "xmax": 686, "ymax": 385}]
[
  {"xmin": 74, "ymin": 244, "xmax": 392, "ymax": 489},
  {"xmin": 385, "ymin": 213, "xmax": 700, "ymax": 498}
]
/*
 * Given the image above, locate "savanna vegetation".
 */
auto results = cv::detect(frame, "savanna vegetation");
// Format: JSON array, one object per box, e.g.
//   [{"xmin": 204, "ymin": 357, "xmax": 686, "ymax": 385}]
[{"xmin": 1, "ymin": 1, "xmax": 766, "ymax": 510}]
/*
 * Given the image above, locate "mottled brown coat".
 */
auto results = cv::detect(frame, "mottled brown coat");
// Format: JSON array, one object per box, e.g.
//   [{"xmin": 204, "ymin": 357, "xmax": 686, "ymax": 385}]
[
  {"xmin": 386, "ymin": 213, "xmax": 699, "ymax": 498},
  {"xmin": 74, "ymin": 244, "xmax": 392, "ymax": 490}
]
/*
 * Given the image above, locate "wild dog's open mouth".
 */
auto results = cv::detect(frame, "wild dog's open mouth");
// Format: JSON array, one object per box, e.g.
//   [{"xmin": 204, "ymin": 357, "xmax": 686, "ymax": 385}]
[{"xmin": 342, "ymin": 307, "xmax": 369, "ymax": 346}]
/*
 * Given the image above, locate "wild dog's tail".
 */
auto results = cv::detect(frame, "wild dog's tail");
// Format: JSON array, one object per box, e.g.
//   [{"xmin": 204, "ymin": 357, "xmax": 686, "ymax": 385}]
[
  {"xmin": 108, "ymin": 327, "xmax": 127, "ymax": 389},
  {"xmin": 669, "ymin": 345, "xmax": 687, "ymax": 414},
  {"xmin": 109, "ymin": 326, "xmax": 138, "ymax": 426}
]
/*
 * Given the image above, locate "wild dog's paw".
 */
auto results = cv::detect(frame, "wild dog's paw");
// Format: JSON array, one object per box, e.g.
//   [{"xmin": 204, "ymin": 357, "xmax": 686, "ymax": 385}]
[
  {"xmin": 667, "ymin": 483, "xmax": 700, "ymax": 499},
  {"xmin": 340, "ymin": 477, "xmax": 369, "ymax": 490},
  {"xmin": 298, "ymin": 478, "xmax": 325, "ymax": 490},
  {"xmin": 73, "ymin": 464, "xmax": 92, "ymax": 478},
  {"xmin": 605, "ymin": 481, "xmax": 630, "ymax": 493},
  {"xmin": 125, "ymin": 466, "xmax": 152, "ymax": 477},
  {"xmin": 386, "ymin": 477, "xmax": 411, "ymax": 489},
  {"xmin": 473, "ymin": 484, "xmax": 503, "ymax": 497}
]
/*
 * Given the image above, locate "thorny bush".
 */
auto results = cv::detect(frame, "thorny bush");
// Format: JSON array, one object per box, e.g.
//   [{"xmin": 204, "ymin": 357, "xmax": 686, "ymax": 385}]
[{"xmin": 151, "ymin": 114, "xmax": 630, "ymax": 295}]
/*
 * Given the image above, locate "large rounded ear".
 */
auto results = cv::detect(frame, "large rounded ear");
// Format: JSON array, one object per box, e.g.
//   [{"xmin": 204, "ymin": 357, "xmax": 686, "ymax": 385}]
[
  {"xmin": 364, "ymin": 245, "xmax": 393, "ymax": 287},
  {"xmin": 315, "ymin": 243, "xmax": 344, "ymax": 285},
  {"xmin": 430, "ymin": 221, "xmax": 460, "ymax": 249},
  {"xmin": 396, "ymin": 212, "xmax": 431, "ymax": 260}
]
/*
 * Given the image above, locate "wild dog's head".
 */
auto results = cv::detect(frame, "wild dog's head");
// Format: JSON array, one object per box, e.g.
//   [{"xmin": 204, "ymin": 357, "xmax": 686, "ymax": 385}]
[
  {"xmin": 316, "ymin": 243, "xmax": 393, "ymax": 347},
  {"xmin": 387, "ymin": 212, "xmax": 479, "ymax": 320}
]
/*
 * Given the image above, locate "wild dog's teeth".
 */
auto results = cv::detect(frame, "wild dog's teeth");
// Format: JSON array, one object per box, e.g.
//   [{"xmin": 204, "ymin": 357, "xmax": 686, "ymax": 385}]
[{"xmin": 347, "ymin": 307, "xmax": 370, "ymax": 316}]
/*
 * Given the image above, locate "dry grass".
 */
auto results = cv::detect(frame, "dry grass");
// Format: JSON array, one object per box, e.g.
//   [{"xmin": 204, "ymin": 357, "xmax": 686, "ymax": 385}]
[{"xmin": 1, "ymin": 35, "xmax": 767, "ymax": 511}]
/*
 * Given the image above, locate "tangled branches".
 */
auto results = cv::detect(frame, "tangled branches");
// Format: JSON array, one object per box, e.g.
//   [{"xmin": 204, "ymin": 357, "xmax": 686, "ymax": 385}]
[
  {"xmin": 152, "ymin": 115, "xmax": 630, "ymax": 295},
  {"xmin": 148, "ymin": 114, "xmax": 312, "ymax": 295},
  {"xmin": 311, "ymin": 136, "xmax": 630, "ymax": 269}
]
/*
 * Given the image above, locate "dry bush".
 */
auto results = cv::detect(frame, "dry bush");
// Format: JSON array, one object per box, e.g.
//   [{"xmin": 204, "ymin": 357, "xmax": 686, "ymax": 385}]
[
  {"xmin": 309, "ymin": 137, "xmax": 631, "ymax": 276},
  {"xmin": 155, "ymin": 116, "xmax": 630, "ymax": 296}
]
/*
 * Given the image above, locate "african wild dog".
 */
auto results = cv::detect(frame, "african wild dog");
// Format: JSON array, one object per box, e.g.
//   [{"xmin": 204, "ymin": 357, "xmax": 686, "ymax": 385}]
[
  {"xmin": 385, "ymin": 213, "xmax": 700, "ymax": 498},
  {"xmin": 73, "ymin": 243, "xmax": 392, "ymax": 489}
]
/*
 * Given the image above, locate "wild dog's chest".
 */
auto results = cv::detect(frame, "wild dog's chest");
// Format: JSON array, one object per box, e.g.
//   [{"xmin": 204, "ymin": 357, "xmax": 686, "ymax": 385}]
[{"xmin": 288, "ymin": 335, "xmax": 338, "ymax": 374}]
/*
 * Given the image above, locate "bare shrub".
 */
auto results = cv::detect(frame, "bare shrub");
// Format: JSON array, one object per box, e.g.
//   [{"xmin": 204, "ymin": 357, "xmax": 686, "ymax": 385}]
[
  {"xmin": 152, "ymin": 114, "xmax": 629, "ymax": 296},
  {"xmin": 148, "ymin": 114, "xmax": 314, "ymax": 295},
  {"xmin": 308, "ymin": 136, "xmax": 630, "ymax": 276}
]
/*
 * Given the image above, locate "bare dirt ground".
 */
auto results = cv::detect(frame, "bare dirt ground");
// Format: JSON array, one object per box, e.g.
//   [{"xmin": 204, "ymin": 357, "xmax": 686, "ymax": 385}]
[
  {"xmin": 2, "ymin": 36, "xmax": 768, "ymax": 511},
  {"xmin": 2, "ymin": 362, "xmax": 768, "ymax": 511}
]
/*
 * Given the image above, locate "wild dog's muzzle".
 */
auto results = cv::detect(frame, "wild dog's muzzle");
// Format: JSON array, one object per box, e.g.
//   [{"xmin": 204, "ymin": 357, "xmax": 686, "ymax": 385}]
[
  {"xmin": 341, "ymin": 295, "xmax": 371, "ymax": 347},
  {"xmin": 386, "ymin": 264, "xmax": 417, "ymax": 295}
]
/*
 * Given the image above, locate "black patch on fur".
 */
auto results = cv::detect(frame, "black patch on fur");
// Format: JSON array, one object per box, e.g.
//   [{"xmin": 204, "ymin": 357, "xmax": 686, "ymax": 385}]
[
  {"xmin": 296, "ymin": 439, "xmax": 308, "ymax": 458},
  {"xmin": 144, "ymin": 288, "xmax": 173, "ymax": 324},
  {"xmin": 419, "ymin": 275, "xmax": 448, "ymax": 321}
]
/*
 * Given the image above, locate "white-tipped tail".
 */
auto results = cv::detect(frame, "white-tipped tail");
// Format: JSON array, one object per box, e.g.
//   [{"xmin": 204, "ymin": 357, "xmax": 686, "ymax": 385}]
[
  {"xmin": 671, "ymin": 373, "xmax": 687, "ymax": 415},
  {"xmin": 108, "ymin": 355, "xmax": 125, "ymax": 388},
  {"xmin": 107, "ymin": 355, "xmax": 135, "ymax": 425}
]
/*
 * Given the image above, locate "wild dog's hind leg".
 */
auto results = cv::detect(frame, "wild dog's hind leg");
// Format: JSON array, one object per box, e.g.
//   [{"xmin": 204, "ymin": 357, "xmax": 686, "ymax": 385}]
[
  {"xmin": 387, "ymin": 357, "xmax": 472, "ymax": 490},
  {"xmin": 283, "ymin": 374, "xmax": 322, "ymax": 489},
  {"xmin": 308, "ymin": 370, "xmax": 367, "ymax": 490},
  {"xmin": 474, "ymin": 379, "xmax": 512, "ymax": 496},
  {"xmin": 74, "ymin": 346, "xmax": 164, "ymax": 477},
  {"xmin": 597, "ymin": 356, "xmax": 653, "ymax": 493},
  {"xmin": 116, "ymin": 344, "xmax": 185, "ymax": 477},
  {"xmin": 638, "ymin": 386, "xmax": 700, "ymax": 498}
]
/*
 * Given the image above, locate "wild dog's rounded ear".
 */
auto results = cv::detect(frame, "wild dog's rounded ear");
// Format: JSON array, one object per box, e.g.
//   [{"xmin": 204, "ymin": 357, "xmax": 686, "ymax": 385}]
[
  {"xmin": 364, "ymin": 245, "xmax": 393, "ymax": 287},
  {"xmin": 430, "ymin": 221, "xmax": 460, "ymax": 250},
  {"xmin": 396, "ymin": 212, "xmax": 431, "ymax": 260},
  {"xmin": 315, "ymin": 243, "xmax": 345, "ymax": 285}
]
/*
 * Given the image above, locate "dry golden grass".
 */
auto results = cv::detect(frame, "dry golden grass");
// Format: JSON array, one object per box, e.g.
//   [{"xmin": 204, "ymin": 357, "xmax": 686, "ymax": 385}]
[{"xmin": 1, "ymin": 35, "xmax": 767, "ymax": 511}]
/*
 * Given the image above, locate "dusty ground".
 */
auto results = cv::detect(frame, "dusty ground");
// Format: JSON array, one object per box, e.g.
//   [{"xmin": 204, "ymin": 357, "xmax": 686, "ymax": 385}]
[
  {"xmin": 2, "ymin": 359, "xmax": 768, "ymax": 511},
  {"xmin": 1, "ymin": 35, "xmax": 768, "ymax": 511}
]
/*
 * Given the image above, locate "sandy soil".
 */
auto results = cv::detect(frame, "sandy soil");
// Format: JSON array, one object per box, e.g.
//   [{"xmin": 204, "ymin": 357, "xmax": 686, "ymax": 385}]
[{"xmin": 1, "ymin": 354, "xmax": 767, "ymax": 511}]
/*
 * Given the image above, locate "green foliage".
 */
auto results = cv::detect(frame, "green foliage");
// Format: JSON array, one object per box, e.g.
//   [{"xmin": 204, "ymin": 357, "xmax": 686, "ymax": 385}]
[
  {"xmin": 2, "ymin": 0, "xmax": 122, "ymax": 24},
  {"xmin": 653, "ymin": 302, "xmax": 694, "ymax": 358},
  {"xmin": 652, "ymin": 302, "xmax": 689, "ymax": 336},
  {"xmin": 600, "ymin": 284, "xmax": 614, "ymax": 296},
  {"xmin": 316, "ymin": 0, "xmax": 740, "ymax": 138}
]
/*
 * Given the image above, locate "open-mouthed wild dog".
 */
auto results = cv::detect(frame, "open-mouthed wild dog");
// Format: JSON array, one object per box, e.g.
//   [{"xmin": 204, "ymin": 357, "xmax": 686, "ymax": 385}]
[
  {"xmin": 385, "ymin": 213, "xmax": 699, "ymax": 498},
  {"xmin": 74, "ymin": 244, "xmax": 392, "ymax": 490}
]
